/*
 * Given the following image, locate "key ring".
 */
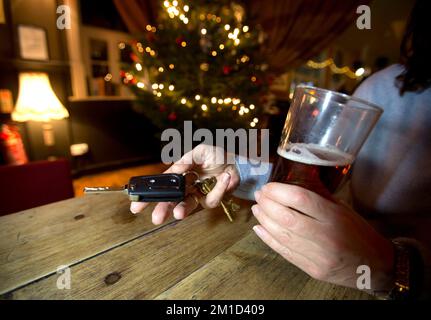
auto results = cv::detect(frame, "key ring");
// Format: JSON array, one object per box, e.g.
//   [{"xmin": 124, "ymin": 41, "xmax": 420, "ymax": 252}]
[
  {"xmin": 183, "ymin": 171, "xmax": 202, "ymax": 205},
  {"xmin": 182, "ymin": 171, "xmax": 201, "ymax": 187}
]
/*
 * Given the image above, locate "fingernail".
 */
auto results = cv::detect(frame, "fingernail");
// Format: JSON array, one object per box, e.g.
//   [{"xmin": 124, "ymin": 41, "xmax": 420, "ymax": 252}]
[
  {"xmin": 253, "ymin": 225, "xmax": 262, "ymax": 236},
  {"xmin": 254, "ymin": 190, "xmax": 261, "ymax": 201},
  {"xmin": 130, "ymin": 202, "xmax": 140, "ymax": 214},
  {"xmin": 173, "ymin": 208, "xmax": 184, "ymax": 220},
  {"xmin": 251, "ymin": 204, "xmax": 260, "ymax": 216},
  {"xmin": 152, "ymin": 215, "xmax": 162, "ymax": 225},
  {"xmin": 173, "ymin": 209, "xmax": 180, "ymax": 220},
  {"xmin": 223, "ymin": 172, "xmax": 231, "ymax": 183}
]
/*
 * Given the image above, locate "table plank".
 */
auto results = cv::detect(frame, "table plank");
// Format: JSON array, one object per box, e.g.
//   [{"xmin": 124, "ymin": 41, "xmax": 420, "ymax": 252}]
[
  {"xmin": 155, "ymin": 232, "xmax": 309, "ymax": 299},
  {"xmin": 295, "ymin": 279, "xmax": 373, "ymax": 300},
  {"xmin": 0, "ymin": 193, "xmax": 165, "ymax": 294},
  {"xmin": 155, "ymin": 232, "xmax": 372, "ymax": 300},
  {"xmin": 8, "ymin": 200, "xmax": 255, "ymax": 299}
]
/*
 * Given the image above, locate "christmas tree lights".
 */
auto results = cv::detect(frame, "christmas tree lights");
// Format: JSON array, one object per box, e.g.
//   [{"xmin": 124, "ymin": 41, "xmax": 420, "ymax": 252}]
[{"xmin": 120, "ymin": 0, "xmax": 268, "ymax": 130}]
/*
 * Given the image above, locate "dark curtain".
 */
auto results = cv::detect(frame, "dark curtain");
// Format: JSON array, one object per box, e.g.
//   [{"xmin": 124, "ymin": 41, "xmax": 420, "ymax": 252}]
[
  {"xmin": 113, "ymin": 0, "xmax": 369, "ymax": 73},
  {"xmin": 247, "ymin": 0, "xmax": 369, "ymax": 72},
  {"xmin": 113, "ymin": 0, "xmax": 158, "ymax": 33}
]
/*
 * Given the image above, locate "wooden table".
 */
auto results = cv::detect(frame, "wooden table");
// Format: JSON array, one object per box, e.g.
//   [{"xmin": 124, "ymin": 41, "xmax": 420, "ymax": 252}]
[{"xmin": 0, "ymin": 194, "xmax": 371, "ymax": 300}]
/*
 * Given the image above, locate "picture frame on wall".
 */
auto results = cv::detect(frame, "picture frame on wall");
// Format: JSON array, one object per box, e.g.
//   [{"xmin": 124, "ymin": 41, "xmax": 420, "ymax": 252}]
[{"xmin": 17, "ymin": 24, "xmax": 49, "ymax": 61}]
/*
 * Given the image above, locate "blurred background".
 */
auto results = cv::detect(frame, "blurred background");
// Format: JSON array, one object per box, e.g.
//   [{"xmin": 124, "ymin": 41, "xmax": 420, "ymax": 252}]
[{"xmin": 0, "ymin": 0, "xmax": 415, "ymax": 215}]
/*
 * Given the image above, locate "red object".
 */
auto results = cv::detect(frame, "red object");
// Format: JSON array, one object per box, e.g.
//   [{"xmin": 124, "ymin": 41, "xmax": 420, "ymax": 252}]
[
  {"xmin": 223, "ymin": 66, "xmax": 232, "ymax": 75},
  {"xmin": 0, "ymin": 159, "xmax": 74, "ymax": 216},
  {"xmin": 168, "ymin": 112, "xmax": 177, "ymax": 121},
  {"xmin": 159, "ymin": 104, "xmax": 167, "ymax": 112},
  {"xmin": 175, "ymin": 36, "xmax": 184, "ymax": 45},
  {"xmin": 0, "ymin": 124, "xmax": 28, "ymax": 165},
  {"xmin": 129, "ymin": 53, "xmax": 139, "ymax": 62}
]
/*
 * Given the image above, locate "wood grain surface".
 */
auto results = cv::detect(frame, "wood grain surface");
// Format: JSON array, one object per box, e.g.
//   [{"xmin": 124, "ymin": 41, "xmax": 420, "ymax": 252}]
[
  {"xmin": 1, "ymin": 194, "xmax": 372, "ymax": 300},
  {"xmin": 155, "ymin": 232, "xmax": 372, "ymax": 300},
  {"xmin": 8, "ymin": 200, "xmax": 255, "ymax": 299},
  {"xmin": 0, "ymin": 193, "xmax": 163, "ymax": 294}
]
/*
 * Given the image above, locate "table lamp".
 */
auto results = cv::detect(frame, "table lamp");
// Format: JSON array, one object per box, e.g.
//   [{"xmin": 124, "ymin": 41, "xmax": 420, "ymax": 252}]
[{"xmin": 12, "ymin": 72, "xmax": 69, "ymax": 146}]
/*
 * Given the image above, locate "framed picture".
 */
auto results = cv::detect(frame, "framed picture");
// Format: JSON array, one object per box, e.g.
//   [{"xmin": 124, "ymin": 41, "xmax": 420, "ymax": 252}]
[{"xmin": 17, "ymin": 25, "xmax": 49, "ymax": 61}]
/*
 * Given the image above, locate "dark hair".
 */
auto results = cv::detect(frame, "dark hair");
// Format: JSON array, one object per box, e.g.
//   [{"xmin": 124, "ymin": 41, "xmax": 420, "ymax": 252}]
[{"xmin": 396, "ymin": 0, "xmax": 431, "ymax": 95}]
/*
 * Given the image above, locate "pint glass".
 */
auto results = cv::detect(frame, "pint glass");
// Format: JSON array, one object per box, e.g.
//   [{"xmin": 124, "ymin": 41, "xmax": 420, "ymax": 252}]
[{"xmin": 269, "ymin": 86, "xmax": 383, "ymax": 199}]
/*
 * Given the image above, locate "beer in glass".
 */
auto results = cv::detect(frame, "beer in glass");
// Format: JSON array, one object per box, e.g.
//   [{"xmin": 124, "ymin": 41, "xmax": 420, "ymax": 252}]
[{"xmin": 270, "ymin": 86, "xmax": 383, "ymax": 199}]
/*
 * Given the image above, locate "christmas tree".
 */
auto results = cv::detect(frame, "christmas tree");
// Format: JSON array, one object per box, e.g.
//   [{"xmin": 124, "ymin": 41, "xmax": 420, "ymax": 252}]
[{"xmin": 120, "ymin": 0, "xmax": 268, "ymax": 131}]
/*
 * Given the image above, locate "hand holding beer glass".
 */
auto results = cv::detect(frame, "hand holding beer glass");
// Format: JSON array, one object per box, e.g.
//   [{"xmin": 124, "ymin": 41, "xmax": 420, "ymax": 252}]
[
  {"xmin": 270, "ymin": 86, "xmax": 383, "ymax": 200},
  {"xmin": 252, "ymin": 86, "xmax": 394, "ymax": 290}
]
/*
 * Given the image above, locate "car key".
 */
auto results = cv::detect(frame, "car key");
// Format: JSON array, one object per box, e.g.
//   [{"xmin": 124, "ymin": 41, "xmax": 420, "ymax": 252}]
[
  {"xmin": 195, "ymin": 176, "xmax": 240, "ymax": 222},
  {"xmin": 84, "ymin": 173, "xmax": 185, "ymax": 202}
]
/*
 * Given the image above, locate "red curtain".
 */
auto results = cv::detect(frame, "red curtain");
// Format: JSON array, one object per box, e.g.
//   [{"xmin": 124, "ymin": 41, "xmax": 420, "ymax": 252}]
[{"xmin": 113, "ymin": 0, "xmax": 369, "ymax": 73}]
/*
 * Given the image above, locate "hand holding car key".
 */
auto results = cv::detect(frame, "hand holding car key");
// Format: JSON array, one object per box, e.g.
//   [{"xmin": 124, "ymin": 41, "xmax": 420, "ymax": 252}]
[
  {"xmin": 84, "ymin": 172, "xmax": 239, "ymax": 222},
  {"xmin": 85, "ymin": 145, "xmax": 241, "ymax": 225}
]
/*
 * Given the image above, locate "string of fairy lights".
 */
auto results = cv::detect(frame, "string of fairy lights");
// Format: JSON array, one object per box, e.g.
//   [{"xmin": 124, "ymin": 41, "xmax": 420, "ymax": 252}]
[
  {"xmin": 306, "ymin": 59, "xmax": 367, "ymax": 79},
  {"xmin": 119, "ymin": 0, "xmax": 260, "ymax": 128}
]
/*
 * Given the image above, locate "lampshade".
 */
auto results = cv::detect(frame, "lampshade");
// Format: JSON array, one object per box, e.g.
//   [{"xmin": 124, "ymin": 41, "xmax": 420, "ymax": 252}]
[{"xmin": 12, "ymin": 72, "xmax": 69, "ymax": 122}]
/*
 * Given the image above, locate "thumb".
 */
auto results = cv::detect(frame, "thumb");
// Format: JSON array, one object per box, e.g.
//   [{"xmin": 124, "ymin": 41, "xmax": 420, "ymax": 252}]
[{"xmin": 201, "ymin": 172, "xmax": 231, "ymax": 209}]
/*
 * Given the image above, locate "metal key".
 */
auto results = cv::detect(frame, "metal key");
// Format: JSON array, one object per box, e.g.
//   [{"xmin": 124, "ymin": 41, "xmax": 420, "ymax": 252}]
[
  {"xmin": 84, "ymin": 174, "xmax": 185, "ymax": 202},
  {"xmin": 195, "ymin": 176, "xmax": 240, "ymax": 222}
]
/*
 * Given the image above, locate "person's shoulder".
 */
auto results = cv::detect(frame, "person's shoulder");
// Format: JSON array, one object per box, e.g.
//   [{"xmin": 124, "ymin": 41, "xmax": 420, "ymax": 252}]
[
  {"xmin": 363, "ymin": 64, "xmax": 404, "ymax": 87},
  {"xmin": 353, "ymin": 64, "xmax": 403, "ymax": 103}
]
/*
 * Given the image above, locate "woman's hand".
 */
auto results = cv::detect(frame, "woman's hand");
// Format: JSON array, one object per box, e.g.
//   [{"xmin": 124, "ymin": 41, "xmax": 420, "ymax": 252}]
[
  {"xmin": 252, "ymin": 182, "xmax": 395, "ymax": 291},
  {"xmin": 130, "ymin": 144, "xmax": 240, "ymax": 225}
]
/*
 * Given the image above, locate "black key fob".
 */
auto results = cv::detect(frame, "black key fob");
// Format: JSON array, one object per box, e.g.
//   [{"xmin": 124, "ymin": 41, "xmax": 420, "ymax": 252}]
[{"xmin": 127, "ymin": 174, "xmax": 185, "ymax": 202}]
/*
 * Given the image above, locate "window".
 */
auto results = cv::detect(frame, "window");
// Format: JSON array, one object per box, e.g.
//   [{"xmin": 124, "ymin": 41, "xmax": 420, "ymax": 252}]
[{"xmin": 80, "ymin": 26, "xmax": 133, "ymax": 97}]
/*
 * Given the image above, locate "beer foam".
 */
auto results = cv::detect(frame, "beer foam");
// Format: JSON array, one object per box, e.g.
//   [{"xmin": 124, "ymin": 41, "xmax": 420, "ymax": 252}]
[{"xmin": 277, "ymin": 143, "xmax": 354, "ymax": 167}]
